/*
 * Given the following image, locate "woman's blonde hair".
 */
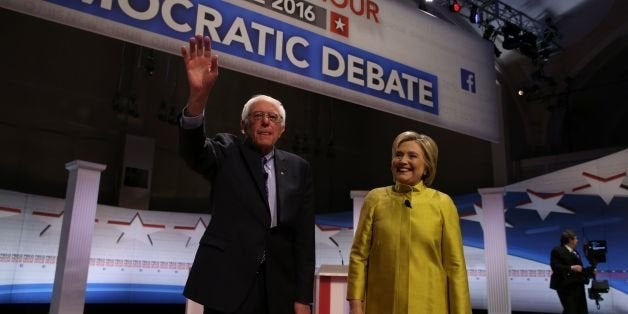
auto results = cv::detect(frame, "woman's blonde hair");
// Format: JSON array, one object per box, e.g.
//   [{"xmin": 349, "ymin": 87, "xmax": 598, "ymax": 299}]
[{"xmin": 391, "ymin": 131, "xmax": 439, "ymax": 186}]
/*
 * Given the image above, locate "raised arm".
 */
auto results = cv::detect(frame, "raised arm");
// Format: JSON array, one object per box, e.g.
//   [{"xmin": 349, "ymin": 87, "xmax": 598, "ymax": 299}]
[{"xmin": 181, "ymin": 34, "xmax": 219, "ymax": 116}]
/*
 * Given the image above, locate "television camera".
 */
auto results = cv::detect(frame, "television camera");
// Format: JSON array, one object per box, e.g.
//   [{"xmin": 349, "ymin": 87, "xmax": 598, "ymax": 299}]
[{"xmin": 583, "ymin": 240, "xmax": 609, "ymax": 309}]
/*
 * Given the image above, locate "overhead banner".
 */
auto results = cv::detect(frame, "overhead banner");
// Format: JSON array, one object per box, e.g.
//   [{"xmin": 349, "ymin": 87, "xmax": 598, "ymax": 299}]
[{"xmin": 1, "ymin": 0, "xmax": 499, "ymax": 142}]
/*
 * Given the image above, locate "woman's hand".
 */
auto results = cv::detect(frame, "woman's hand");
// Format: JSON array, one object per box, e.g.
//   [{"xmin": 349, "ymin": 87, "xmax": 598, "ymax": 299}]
[{"xmin": 349, "ymin": 299, "xmax": 364, "ymax": 314}]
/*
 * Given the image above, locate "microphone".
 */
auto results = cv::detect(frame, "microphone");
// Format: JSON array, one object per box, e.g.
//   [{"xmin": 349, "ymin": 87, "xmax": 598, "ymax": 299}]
[
  {"xmin": 404, "ymin": 199, "xmax": 412, "ymax": 208},
  {"xmin": 329, "ymin": 237, "xmax": 345, "ymax": 265}
]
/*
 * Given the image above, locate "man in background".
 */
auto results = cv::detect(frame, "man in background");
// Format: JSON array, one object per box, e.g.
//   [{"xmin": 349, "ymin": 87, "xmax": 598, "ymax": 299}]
[{"xmin": 550, "ymin": 229, "xmax": 590, "ymax": 314}]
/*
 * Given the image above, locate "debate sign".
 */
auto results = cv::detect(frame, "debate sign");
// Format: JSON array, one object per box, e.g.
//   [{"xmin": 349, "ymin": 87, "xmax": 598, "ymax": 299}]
[{"xmin": 1, "ymin": 0, "xmax": 498, "ymax": 142}]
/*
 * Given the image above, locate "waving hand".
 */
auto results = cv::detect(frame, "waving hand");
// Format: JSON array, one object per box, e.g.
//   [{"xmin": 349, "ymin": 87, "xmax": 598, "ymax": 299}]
[{"xmin": 181, "ymin": 35, "xmax": 219, "ymax": 116}]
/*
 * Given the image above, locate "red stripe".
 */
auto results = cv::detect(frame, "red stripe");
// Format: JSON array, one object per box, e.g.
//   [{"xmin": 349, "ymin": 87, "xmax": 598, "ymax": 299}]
[
  {"xmin": 572, "ymin": 184, "xmax": 590, "ymax": 192},
  {"xmin": 319, "ymin": 276, "xmax": 331, "ymax": 314},
  {"xmin": 526, "ymin": 189, "xmax": 564, "ymax": 198},
  {"xmin": 32, "ymin": 211, "xmax": 63, "ymax": 217},
  {"xmin": 582, "ymin": 171, "xmax": 626, "ymax": 182},
  {"xmin": 174, "ymin": 226, "xmax": 196, "ymax": 230},
  {"xmin": 0, "ymin": 206, "xmax": 21, "ymax": 213},
  {"xmin": 142, "ymin": 223, "xmax": 166, "ymax": 228},
  {"xmin": 108, "ymin": 220, "xmax": 130, "ymax": 225}
]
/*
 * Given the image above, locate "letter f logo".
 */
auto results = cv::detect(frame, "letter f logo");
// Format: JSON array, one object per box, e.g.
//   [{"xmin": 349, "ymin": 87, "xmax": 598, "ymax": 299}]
[{"xmin": 461, "ymin": 68, "xmax": 476, "ymax": 93}]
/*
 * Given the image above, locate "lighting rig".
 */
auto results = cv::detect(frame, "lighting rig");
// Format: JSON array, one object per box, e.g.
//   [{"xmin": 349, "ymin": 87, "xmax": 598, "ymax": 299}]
[{"xmin": 437, "ymin": 0, "xmax": 561, "ymax": 62}]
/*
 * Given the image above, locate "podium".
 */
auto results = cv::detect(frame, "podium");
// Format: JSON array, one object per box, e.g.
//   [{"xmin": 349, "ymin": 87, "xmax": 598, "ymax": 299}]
[
  {"xmin": 186, "ymin": 264, "xmax": 350, "ymax": 314},
  {"xmin": 314, "ymin": 265, "xmax": 349, "ymax": 314}
]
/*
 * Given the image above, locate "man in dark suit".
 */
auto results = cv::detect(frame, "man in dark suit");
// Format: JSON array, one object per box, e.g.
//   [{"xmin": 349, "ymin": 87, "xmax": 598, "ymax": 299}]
[
  {"xmin": 549, "ymin": 229, "xmax": 590, "ymax": 314},
  {"xmin": 178, "ymin": 35, "xmax": 314, "ymax": 314}
]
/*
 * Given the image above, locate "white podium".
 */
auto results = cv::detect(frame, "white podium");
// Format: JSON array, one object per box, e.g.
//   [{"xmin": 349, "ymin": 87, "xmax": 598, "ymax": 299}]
[{"xmin": 314, "ymin": 265, "xmax": 350, "ymax": 314}]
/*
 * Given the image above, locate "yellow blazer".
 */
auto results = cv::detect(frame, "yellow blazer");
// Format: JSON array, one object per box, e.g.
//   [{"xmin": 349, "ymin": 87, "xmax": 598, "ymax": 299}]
[{"xmin": 347, "ymin": 182, "xmax": 471, "ymax": 314}]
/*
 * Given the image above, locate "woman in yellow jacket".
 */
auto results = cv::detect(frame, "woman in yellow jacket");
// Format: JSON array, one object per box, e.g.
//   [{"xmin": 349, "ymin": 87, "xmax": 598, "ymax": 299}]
[{"xmin": 347, "ymin": 131, "xmax": 471, "ymax": 314}]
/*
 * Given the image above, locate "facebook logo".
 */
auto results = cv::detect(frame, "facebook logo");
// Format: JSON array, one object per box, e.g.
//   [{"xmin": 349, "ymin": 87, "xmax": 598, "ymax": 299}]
[{"xmin": 460, "ymin": 68, "xmax": 476, "ymax": 93}]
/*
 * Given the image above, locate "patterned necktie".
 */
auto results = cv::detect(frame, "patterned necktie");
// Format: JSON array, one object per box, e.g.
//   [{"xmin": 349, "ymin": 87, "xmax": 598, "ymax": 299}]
[
  {"xmin": 262, "ymin": 156, "xmax": 277, "ymax": 227},
  {"xmin": 262, "ymin": 157, "xmax": 269, "ymax": 195}
]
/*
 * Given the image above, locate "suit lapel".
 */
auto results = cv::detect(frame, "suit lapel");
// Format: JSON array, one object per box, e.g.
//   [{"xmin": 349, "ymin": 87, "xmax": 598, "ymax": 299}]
[
  {"xmin": 239, "ymin": 141, "xmax": 271, "ymax": 225},
  {"xmin": 274, "ymin": 150, "xmax": 290, "ymax": 224},
  {"xmin": 562, "ymin": 246, "xmax": 581, "ymax": 264}
]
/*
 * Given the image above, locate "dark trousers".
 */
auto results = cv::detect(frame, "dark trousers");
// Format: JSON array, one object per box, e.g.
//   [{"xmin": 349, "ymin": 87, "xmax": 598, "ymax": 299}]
[
  {"xmin": 557, "ymin": 285, "xmax": 588, "ymax": 314},
  {"xmin": 203, "ymin": 267, "xmax": 268, "ymax": 314}
]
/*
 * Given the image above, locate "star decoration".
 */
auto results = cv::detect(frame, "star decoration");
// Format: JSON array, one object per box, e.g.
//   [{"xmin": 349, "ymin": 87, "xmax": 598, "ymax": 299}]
[
  {"xmin": 516, "ymin": 190, "xmax": 573, "ymax": 220},
  {"xmin": 174, "ymin": 217, "xmax": 208, "ymax": 248},
  {"xmin": 31, "ymin": 209, "xmax": 64, "ymax": 237},
  {"xmin": 462, "ymin": 204, "xmax": 513, "ymax": 230},
  {"xmin": 329, "ymin": 11, "xmax": 349, "ymax": 37},
  {"xmin": 572, "ymin": 172, "xmax": 628, "ymax": 205},
  {"xmin": 315, "ymin": 224, "xmax": 340, "ymax": 248},
  {"xmin": 108, "ymin": 212, "xmax": 165, "ymax": 246},
  {"xmin": 334, "ymin": 17, "xmax": 346, "ymax": 32}
]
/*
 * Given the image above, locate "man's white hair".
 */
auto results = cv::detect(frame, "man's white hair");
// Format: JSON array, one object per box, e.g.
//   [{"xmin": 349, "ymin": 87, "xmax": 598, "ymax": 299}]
[{"xmin": 241, "ymin": 95, "xmax": 286, "ymax": 127}]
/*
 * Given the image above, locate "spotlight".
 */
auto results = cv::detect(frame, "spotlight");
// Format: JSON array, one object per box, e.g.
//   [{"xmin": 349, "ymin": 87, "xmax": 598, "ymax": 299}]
[
  {"xmin": 517, "ymin": 84, "xmax": 540, "ymax": 96},
  {"xmin": 449, "ymin": 0, "xmax": 462, "ymax": 13},
  {"xmin": 469, "ymin": 5, "xmax": 482, "ymax": 24}
]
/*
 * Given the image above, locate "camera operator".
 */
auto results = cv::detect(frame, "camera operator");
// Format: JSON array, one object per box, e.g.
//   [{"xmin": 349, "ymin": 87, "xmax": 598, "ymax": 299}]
[{"xmin": 549, "ymin": 229, "xmax": 593, "ymax": 314}]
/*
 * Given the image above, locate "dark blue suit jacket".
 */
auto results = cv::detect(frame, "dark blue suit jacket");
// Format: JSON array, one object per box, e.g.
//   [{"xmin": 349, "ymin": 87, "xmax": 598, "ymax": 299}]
[
  {"xmin": 550, "ymin": 245, "xmax": 587, "ymax": 290},
  {"xmin": 179, "ymin": 126, "xmax": 315, "ymax": 313},
  {"xmin": 549, "ymin": 245, "xmax": 589, "ymax": 313}
]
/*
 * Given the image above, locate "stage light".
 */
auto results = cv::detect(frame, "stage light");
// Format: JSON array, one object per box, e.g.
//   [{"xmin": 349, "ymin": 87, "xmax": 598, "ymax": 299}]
[
  {"xmin": 469, "ymin": 5, "xmax": 482, "ymax": 24},
  {"xmin": 517, "ymin": 84, "xmax": 539, "ymax": 96},
  {"xmin": 501, "ymin": 23, "xmax": 522, "ymax": 50},
  {"xmin": 449, "ymin": 0, "xmax": 462, "ymax": 13}
]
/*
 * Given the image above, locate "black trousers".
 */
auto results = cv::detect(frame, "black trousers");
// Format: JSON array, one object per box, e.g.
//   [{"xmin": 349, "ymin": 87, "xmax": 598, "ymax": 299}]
[
  {"xmin": 203, "ymin": 267, "xmax": 268, "ymax": 314},
  {"xmin": 557, "ymin": 284, "xmax": 588, "ymax": 314}
]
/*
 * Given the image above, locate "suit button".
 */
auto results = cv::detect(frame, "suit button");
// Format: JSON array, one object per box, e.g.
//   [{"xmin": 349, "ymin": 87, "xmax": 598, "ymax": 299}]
[{"xmin": 256, "ymin": 251, "xmax": 266, "ymax": 265}]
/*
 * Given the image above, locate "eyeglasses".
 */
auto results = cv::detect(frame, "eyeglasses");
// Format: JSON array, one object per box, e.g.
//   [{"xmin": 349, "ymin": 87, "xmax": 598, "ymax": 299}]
[{"xmin": 249, "ymin": 111, "xmax": 283, "ymax": 123}]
